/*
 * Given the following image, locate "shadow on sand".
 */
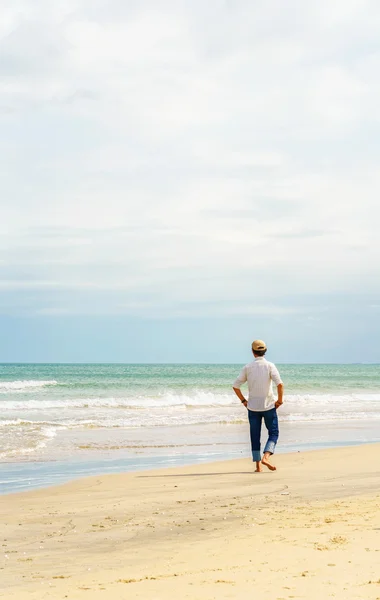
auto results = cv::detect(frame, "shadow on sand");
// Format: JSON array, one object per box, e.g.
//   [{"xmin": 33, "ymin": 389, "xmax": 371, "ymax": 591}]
[{"xmin": 137, "ymin": 471, "xmax": 270, "ymax": 478}]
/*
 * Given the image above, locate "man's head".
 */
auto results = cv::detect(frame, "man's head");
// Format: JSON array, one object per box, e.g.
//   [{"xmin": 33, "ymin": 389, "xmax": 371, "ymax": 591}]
[{"xmin": 252, "ymin": 339, "xmax": 267, "ymax": 357}]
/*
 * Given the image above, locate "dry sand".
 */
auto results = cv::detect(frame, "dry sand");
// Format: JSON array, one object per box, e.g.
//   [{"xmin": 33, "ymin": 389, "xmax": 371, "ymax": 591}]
[{"xmin": 1, "ymin": 444, "xmax": 380, "ymax": 599}]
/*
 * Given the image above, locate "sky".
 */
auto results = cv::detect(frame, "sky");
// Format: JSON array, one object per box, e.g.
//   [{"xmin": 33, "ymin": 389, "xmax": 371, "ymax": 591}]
[{"xmin": 1, "ymin": 0, "xmax": 380, "ymax": 363}]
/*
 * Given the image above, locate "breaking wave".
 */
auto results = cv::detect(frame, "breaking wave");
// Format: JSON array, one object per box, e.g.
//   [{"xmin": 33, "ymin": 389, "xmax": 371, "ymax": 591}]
[
  {"xmin": 0, "ymin": 380, "xmax": 58, "ymax": 392},
  {"xmin": 0, "ymin": 391, "xmax": 379, "ymax": 410}
]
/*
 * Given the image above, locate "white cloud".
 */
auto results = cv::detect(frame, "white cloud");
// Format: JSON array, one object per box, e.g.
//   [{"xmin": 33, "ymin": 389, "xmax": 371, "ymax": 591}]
[{"xmin": 1, "ymin": 0, "xmax": 380, "ymax": 317}]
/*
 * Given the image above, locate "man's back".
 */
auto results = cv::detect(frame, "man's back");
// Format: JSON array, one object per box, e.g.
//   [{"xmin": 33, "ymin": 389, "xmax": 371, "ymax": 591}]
[
  {"xmin": 233, "ymin": 357, "xmax": 282, "ymax": 412},
  {"xmin": 232, "ymin": 340, "xmax": 284, "ymax": 471}
]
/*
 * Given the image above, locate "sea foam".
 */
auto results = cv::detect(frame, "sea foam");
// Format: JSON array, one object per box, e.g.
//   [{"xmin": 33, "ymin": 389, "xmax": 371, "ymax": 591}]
[{"xmin": 0, "ymin": 380, "xmax": 58, "ymax": 392}]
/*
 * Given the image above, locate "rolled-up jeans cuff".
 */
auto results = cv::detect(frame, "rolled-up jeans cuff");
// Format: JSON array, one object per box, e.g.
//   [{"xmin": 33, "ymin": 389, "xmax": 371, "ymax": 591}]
[
  {"xmin": 252, "ymin": 450, "xmax": 261, "ymax": 461},
  {"xmin": 264, "ymin": 440, "xmax": 276, "ymax": 455}
]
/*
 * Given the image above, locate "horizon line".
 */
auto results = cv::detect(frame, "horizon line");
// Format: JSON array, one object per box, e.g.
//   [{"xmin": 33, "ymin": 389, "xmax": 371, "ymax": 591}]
[{"xmin": 0, "ymin": 361, "xmax": 378, "ymax": 366}]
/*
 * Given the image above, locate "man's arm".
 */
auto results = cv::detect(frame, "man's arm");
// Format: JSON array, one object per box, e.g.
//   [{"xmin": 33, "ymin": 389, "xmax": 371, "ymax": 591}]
[
  {"xmin": 232, "ymin": 366, "xmax": 248, "ymax": 407},
  {"xmin": 270, "ymin": 363, "xmax": 284, "ymax": 410},
  {"xmin": 233, "ymin": 386, "xmax": 248, "ymax": 407},
  {"xmin": 275, "ymin": 383, "xmax": 284, "ymax": 409}
]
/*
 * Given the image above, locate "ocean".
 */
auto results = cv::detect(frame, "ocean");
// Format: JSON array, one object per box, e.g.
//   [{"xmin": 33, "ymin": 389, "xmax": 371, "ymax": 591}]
[{"xmin": 1, "ymin": 363, "xmax": 380, "ymax": 493}]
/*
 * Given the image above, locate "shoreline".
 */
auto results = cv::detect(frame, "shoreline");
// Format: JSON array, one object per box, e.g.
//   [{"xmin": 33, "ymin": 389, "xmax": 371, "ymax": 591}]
[
  {"xmin": 0, "ymin": 435, "xmax": 374, "ymax": 496},
  {"xmin": 2, "ymin": 416, "xmax": 380, "ymax": 495},
  {"xmin": 1, "ymin": 443, "xmax": 380, "ymax": 599},
  {"xmin": 3, "ymin": 440, "xmax": 380, "ymax": 499}
]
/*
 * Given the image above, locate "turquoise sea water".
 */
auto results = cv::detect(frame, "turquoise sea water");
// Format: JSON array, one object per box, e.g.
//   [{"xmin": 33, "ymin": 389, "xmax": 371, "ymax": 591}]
[{"xmin": 1, "ymin": 363, "xmax": 379, "ymax": 493}]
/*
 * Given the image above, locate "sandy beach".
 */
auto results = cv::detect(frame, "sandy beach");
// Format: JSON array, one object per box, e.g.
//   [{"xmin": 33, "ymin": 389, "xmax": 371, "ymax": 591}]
[{"xmin": 1, "ymin": 444, "xmax": 380, "ymax": 599}]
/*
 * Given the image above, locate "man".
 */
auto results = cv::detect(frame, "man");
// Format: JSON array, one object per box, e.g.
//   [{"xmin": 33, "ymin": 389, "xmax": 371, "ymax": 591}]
[{"xmin": 232, "ymin": 340, "xmax": 284, "ymax": 472}]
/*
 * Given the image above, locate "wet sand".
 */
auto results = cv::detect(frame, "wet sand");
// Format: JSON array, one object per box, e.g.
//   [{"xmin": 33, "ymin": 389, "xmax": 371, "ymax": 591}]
[{"xmin": 1, "ymin": 443, "xmax": 380, "ymax": 599}]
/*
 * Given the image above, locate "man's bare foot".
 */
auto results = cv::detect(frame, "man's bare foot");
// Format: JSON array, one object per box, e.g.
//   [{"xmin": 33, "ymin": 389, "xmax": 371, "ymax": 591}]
[
  {"xmin": 254, "ymin": 467, "xmax": 263, "ymax": 473},
  {"xmin": 261, "ymin": 457, "xmax": 277, "ymax": 471}
]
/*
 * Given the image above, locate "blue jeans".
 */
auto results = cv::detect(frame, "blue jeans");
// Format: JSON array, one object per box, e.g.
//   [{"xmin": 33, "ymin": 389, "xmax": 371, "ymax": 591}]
[{"xmin": 248, "ymin": 408, "xmax": 279, "ymax": 462}]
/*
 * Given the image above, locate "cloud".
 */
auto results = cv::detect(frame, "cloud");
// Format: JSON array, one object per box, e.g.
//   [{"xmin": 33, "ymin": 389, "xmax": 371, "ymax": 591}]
[{"xmin": 1, "ymin": 0, "xmax": 380, "ymax": 319}]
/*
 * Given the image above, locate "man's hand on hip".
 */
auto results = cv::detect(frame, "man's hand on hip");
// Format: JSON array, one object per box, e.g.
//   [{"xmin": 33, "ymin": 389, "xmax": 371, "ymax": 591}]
[
  {"xmin": 275, "ymin": 383, "xmax": 284, "ymax": 410},
  {"xmin": 233, "ymin": 387, "xmax": 248, "ymax": 408}
]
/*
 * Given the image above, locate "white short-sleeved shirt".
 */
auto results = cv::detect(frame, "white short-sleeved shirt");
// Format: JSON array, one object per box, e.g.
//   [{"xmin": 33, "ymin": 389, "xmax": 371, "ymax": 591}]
[{"xmin": 233, "ymin": 357, "xmax": 283, "ymax": 412}]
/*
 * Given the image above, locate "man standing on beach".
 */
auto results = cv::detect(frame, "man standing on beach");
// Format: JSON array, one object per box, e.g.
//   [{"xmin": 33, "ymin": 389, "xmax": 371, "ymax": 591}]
[{"xmin": 232, "ymin": 340, "xmax": 284, "ymax": 472}]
